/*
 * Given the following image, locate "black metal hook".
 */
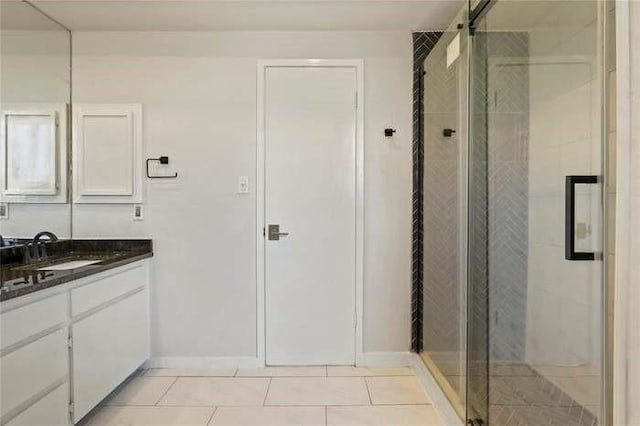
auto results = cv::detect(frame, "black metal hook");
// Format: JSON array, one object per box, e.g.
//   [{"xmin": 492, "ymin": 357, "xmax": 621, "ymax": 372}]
[{"xmin": 146, "ymin": 156, "xmax": 178, "ymax": 179}]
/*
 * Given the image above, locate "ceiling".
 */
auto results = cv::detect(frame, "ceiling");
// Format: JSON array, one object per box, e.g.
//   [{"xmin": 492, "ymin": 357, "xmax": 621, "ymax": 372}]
[
  {"xmin": 11, "ymin": 0, "xmax": 464, "ymax": 32},
  {"xmin": 1, "ymin": 1, "xmax": 68, "ymax": 30}
]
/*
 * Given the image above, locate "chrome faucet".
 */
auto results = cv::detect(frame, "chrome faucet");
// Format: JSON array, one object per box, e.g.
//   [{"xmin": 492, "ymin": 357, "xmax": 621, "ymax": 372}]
[{"xmin": 31, "ymin": 231, "xmax": 58, "ymax": 262}]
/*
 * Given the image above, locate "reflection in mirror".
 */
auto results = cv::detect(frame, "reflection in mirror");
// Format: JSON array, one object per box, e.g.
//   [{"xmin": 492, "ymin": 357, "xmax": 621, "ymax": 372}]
[{"xmin": 0, "ymin": 0, "xmax": 71, "ymax": 249}]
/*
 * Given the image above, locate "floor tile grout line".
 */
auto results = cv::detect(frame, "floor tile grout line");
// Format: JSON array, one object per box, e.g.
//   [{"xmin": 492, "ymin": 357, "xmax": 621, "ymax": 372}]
[
  {"xmin": 325, "ymin": 405, "xmax": 328, "ymax": 426},
  {"xmin": 144, "ymin": 375, "xmax": 235, "ymax": 378},
  {"xmin": 205, "ymin": 406, "xmax": 218, "ymax": 426},
  {"xmin": 154, "ymin": 376, "xmax": 179, "ymax": 406},
  {"xmin": 104, "ymin": 402, "xmax": 434, "ymax": 408},
  {"xmin": 364, "ymin": 377, "xmax": 373, "ymax": 405},
  {"xmin": 327, "ymin": 374, "xmax": 415, "ymax": 378},
  {"xmin": 262, "ymin": 377, "xmax": 273, "ymax": 406},
  {"xmin": 368, "ymin": 403, "xmax": 434, "ymax": 407},
  {"xmin": 263, "ymin": 403, "xmax": 371, "ymax": 407},
  {"xmin": 139, "ymin": 404, "xmax": 221, "ymax": 408},
  {"xmin": 231, "ymin": 374, "xmax": 415, "ymax": 378}
]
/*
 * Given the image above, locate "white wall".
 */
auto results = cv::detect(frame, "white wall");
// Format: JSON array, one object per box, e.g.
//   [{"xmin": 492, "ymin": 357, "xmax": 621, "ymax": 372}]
[{"xmin": 71, "ymin": 31, "xmax": 413, "ymax": 360}]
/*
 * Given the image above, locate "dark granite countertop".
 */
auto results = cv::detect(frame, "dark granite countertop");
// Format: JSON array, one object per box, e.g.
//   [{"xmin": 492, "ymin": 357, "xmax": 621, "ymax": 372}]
[{"xmin": 1, "ymin": 240, "xmax": 153, "ymax": 302}]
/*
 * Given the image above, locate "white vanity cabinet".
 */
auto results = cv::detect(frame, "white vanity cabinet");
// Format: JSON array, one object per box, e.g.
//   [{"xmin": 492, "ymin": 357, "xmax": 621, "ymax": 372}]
[
  {"xmin": 0, "ymin": 260, "xmax": 150, "ymax": 425},
  {"xmin": 70, "ymin": 264, "xmax": 149, "ymax": 422},
  {"xmin": 0, "ymin": 294, "xmax": 69, "ymax": 426}
]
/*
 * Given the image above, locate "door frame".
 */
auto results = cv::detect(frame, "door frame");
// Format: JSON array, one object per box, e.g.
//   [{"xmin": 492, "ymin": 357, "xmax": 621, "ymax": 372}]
[
  {"xmin": 256, "ymin": 59, "xmax": 364, "ymax": 366},
  {"xmin": 613, "ymin": 0, "xmax": 631, "ymax": 423}
]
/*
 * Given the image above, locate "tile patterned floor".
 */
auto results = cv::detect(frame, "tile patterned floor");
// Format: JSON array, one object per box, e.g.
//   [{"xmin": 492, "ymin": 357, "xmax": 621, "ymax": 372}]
[
  {"xmin": 489, "ymin": 364, "xmax": 599, "ymax": 426},
  {"xmin": 424, "ymin": 358, "xmax": 599, "ymax": 426},
  {"xmin": 81, "ymin": 366, "xmax": 442, "ymax": 425}
]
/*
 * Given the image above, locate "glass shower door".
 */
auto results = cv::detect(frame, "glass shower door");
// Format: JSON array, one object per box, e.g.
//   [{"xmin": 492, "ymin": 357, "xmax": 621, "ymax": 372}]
[
  {"xmin": 420, "ymin": 7, "xmax": 469, "ymax": 420},
  {"xmin": 468, "ymin": 1, "xmax": 605, "ymax": 424}
]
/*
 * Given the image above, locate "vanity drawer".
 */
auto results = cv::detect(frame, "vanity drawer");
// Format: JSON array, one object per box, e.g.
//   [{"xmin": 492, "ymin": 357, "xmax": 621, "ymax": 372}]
[
  {"xmin": 0, "ymin": 294, "xmax": 68, "ymax": 351},
  {"xmin": 71, "ymin": 263, "xmax": 146, "ymax": 316},
  {"xmin": 5, "ymin": 382, "xmax": 69, "ymax": 426},
  {"xmin": 0, "ymin": 328, "xmax": 68, "ymax": 418}
]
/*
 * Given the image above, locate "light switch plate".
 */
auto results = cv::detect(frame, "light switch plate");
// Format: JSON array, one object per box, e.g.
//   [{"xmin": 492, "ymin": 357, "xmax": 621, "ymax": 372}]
[
  {"xmin": 0, "ymin": 203, "xmax": 8, "ymax": 219},
  {"xmin": 133, "ymin": 204, "xmax": 144, "ymax": 221},
  {"xmin": 238, "ymin": 176, "xmax": 249, "ymax": 194}
]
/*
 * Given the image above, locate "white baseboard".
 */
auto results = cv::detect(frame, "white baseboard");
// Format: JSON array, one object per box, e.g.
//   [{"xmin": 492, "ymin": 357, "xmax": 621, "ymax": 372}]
[
  {"xmin": 146, "ymin": 356, "xmax": 262, "ymax": 369},
  {"xmin": 356, "ymin": 351, "xmax": 413, "ymax": 367},
  {"xmin": 147, "ymin": 352, "xmax": 413, "ymax": 369},
  {"xmin": 410, "ymin": 353, "xmax": 463, "ymax": 426}
]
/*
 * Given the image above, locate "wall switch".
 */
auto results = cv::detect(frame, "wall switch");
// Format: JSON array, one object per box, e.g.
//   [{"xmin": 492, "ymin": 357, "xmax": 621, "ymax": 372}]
[
  {"xmin": 238, "ymin": 176, "xmax": 249, "ymax": 194},
  {"xmin": 0, "ymin": 203, "xmax": 8, "ymax": 219},
  {"xmin": 133, "ymin": 204, "xmax": 144, "ymax": 221}
]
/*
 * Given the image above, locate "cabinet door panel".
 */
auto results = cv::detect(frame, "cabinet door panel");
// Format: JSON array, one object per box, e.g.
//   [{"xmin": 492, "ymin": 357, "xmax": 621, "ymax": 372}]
[
  {"xmin": 71, "ymin": 264, "xmax": 145, "ymax": 316},
  {"xmin": 0, "ymin": 293, "xmax": 67, "ymax": 350},
  {"xmin": 73, "ymin": 103, "xmax": 142, "ymax": 203},
  {"xmin": 72, "ymin": 290, "xmax": 148, "ymax": 422},
  {"xmin": 82, "ymin": 114, "xmax": 133, "ymax": 195},
  {"xmin": 0, "ymin": 328, "xmax": 68, "ymax": 418},
  {"xmin": 0, "ymin": 103, "xmax": 68, "ymax": 203},
  {"xmin": 6, "ymin": 383, "xmax": 69, "ymax": 426}
]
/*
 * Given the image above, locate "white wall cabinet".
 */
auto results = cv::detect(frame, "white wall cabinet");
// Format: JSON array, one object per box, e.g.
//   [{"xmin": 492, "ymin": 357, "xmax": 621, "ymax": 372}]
[
  {"xmin": 0, "ymin": 260, "xmax": 150, "ymax": 425},
  {"xmin": 0, "ymin": 103, "xmax": 68, "ymax": 203},
  {"xmin": 73, "ymin": 104, "xmax": 143, "ymax": 203}
]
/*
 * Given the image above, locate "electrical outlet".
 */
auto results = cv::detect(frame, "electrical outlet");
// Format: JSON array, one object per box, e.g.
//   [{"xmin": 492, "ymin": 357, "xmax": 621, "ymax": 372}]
[
  {"xmin": 0, "ymin": 203, "xmax": 8, "ymax": 219},
  {"xmin": 133, "ymin": 204, "xmax": 144, "ymax": 221},
  {"xmin": 238, "ymin": 176, "xmax": 249, "ymax": 194}
]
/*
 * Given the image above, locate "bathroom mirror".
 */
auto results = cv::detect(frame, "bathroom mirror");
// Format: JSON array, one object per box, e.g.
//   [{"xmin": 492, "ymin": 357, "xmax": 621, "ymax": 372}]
[{"xmin": 0, "ymin": 0, "xmax": 71, "ymax": 245}]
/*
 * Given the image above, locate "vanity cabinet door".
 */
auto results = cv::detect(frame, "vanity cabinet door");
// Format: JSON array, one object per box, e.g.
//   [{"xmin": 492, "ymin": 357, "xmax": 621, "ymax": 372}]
[
  {"xmin": 0, "ymin": 293, "xmax": 67, "ymax": 351},
  {"xmin": 0, "ymin": 328, "xmax": 68, "ymax": 420},
  {"xmin": 71, "ymin": 289, "xmax": 148, "ymax": 423},
  {"xmin": 5, "ymin": 382, "xmax": 69, "ymax": 426}
]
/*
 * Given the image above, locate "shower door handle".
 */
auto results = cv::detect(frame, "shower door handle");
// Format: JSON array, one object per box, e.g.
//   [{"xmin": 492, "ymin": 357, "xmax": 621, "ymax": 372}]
[{"xmin": 565, "ymin": 175, "xmax": 598, "ymax": 261}]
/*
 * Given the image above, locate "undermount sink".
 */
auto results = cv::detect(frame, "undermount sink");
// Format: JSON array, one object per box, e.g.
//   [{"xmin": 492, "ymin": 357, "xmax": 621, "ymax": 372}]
[{"xmin": 38, "ymin": 260, "xmax": 102, "ymax": 271}]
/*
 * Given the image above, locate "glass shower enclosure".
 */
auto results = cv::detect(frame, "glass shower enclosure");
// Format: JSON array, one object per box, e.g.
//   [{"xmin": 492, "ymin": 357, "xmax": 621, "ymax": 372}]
[
  {"xmin": 420, "ymin": 4, "xmax": 470, "ymax": 420},
  {"xmin": 418, "ymin": 1, "xmax": 608, "ymax": 424}
]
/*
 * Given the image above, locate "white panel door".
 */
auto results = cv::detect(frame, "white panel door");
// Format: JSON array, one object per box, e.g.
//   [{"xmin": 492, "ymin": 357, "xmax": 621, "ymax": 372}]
[{"xmin": 265, "ymin": 66, "xmax": 357, "ymax": 365}]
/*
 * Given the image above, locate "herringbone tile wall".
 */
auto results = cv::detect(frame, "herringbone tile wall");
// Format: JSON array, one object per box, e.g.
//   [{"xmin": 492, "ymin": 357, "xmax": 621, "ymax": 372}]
[
  {"xmin": 411, "ymin": 31, "xmax": 443, "ymax": 352},
  {"xmin": 486, "ymin": 32, "xmax": 530, "ymax": 363},
  {"xmin": 467, "ymin": 31, "xmax": 531, "ymax": 419},
  {"xmin": 414, "ymin": 26, "xmax": 534, "ymax": 419},
  {"xmin": 422, "ymin": 36, "xmax": 461, "ymax": 355}
]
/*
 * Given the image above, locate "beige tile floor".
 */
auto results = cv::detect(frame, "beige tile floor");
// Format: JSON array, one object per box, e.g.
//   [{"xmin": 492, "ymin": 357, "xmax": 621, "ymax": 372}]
[{"xmin": 82, "ymin": 366, "xmax": 443, "ymax": 425}]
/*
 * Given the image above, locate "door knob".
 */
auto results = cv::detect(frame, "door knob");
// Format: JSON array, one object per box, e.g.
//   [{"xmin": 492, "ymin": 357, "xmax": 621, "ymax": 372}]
[{"xmin": 268, "ymin": 224, "xmax": 289, "ymax": 241}]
